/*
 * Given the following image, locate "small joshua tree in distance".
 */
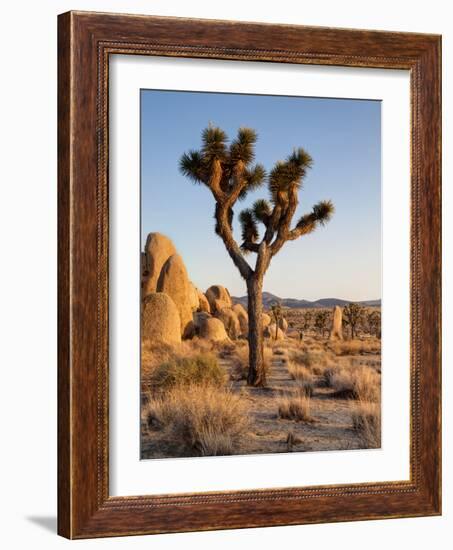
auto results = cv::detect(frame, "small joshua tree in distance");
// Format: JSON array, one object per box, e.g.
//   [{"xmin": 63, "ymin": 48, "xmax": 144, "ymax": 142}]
[
  {"xmin": 180, "ymin": 125, "xmax": 334, "ymax": 386},
  {"xmin": 343, "ymin": 302, "xmax": 364, "ymax": 340},
  {"xmin": 367, "ymin": 309, "xmax": 381, "ymax": 338},
  {"xmin": 314, "ymin": 310, "xmax": 330, "ymax": 338}
]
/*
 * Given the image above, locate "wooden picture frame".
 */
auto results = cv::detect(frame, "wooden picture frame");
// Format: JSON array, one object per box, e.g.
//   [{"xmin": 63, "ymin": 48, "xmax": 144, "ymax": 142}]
[{"xmin": 58, "ymin": 11, "xmax": 441, "ymax": 539}]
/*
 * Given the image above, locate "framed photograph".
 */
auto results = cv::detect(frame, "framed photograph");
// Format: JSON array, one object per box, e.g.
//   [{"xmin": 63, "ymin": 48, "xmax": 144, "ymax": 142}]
[{"xmin": 58, "ymin": 11, "xmax": 441, "ymax": 538}]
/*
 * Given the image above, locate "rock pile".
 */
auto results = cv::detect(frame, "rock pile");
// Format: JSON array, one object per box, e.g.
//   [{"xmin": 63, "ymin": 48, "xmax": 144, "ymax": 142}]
[{"xmin": 140, "ymin": 232, "xmax": 288, "ymax": 345}]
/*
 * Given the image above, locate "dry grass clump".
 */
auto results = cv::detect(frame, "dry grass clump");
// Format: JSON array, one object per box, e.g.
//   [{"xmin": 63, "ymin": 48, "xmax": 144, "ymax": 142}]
[
  {"xmin": 287, "ymin": 361, "xmax": 312, "ymax": 383},
  {"xmin": 231, "ymin": 344, "xmax": 272, "ymax": 381},
  {"xmin": 143, "ymin": 385, "xmax": 249, "ymax": 456},
  {"xmin": 286, "ymin": 362, "xmax": 315, "ymax": 397},
  {"xmin": 351, "ymin": 401, "xmax": 381, "ymax": 448},
  {"xmin": 327, "ymin": 366, "xmax": 380, "ymax": 402},
  {"xmin": 278, "ymin": 390, "xmax": 312, "ymax": 422},
  {"xmin": 328, "ymin": 338, "xmax": 381, "ymax": 356},
  {"xmin": 141, "ymin": 339, "xmax": 217, "ymax": 381},
  {"xmin": 150, "ymin": 353, "xmax": 225, "ymax": 390},
  {"xmin": 289, "ymin": 348, "xmax": 335, "ymax": 376}
]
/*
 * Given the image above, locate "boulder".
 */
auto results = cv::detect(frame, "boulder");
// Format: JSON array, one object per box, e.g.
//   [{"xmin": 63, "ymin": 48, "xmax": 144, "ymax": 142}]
[
  {"xmin": 205, "ymin": 285, "xmax": 232, "ymax": 313},
  {"xmin": 329, "ymin": 305, "xmax": 343, "ymax": 340},
  {"xmin": 197, "ymin": 290, "xmax": 211, "ymax": 313},
  {"xmin": 199, "ymin": 317, "xmax": 229, "ymax": 342},
  {"xmin": 141, "ymin": 292, "xmax": 181, "ymax": 345},
  {"xmin": 278, "ymin": 317, "xmax": 289, "ymax": 332},
  {"xmin": 157, "ymin": 253, "xmax": 193, "ymax": 338},
  {"xmin": 193, "ymin": 311, "xmax": 211, "ymax": 330},
  {"xmin": 232, "ymin": 303, "xmax": 248, "ymax": 336},
  {"xmin": 142, "ymin": 233, "xmax": 177, "ymax": 296},
  {"xmin": 215, "ymin": 307, "xmax": 241, "ymax": 340},
  {"xmin": 213, "ymin": 299, "xmax": 231, "ymax": 313},
  {"xmin": 188, "ymin": 282, "xmax": 200, "ymax": 312},
  {"xmin": 262, "ymin": 313, "xmax": 271, "ymax": 329},
  {"xmin": 265, "ymin": 323, "xmax": 285, "ymax": 340}
]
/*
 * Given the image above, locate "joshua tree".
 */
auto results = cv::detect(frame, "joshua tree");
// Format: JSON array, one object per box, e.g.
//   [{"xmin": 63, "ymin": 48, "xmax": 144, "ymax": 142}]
[
  {"xmin": 180, "ymin": 126, "xmax": 334, "ymax": 386},
  {"xmin": 314, "ymin": 310, "xmax": 330, "ymax": 338},
  {"xmin": 367, "ymin": 309, "xmax": 381, "ymax": 338},
  {"xmin": 343, "ymin": 302, "xmax": 364, "ymax": 340},
  {"xmin": 303, "ymin": 310, "xmax": 313, "ymax": 335},
  {"xmin": 270, "ymin": 301, "xmax": 283, "ymax": 340}
]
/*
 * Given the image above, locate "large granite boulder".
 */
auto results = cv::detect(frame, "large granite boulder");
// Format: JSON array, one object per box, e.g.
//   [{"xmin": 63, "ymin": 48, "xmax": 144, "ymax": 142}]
[
  {"xmin": 141, "ymin": 292, "xmax": 181, "ymax": 345},
  {"xmin": 262, "ymin": 313, "xmax": 272, "ymax": 329},
  {"xmin": 215, "ymin": 307, "xmax": 241, "ymax": 340},
  {"xmin": 198, "ymin": 316, "xmax": 229, "ymax": 342},
  {"xmin": 157, "ymin": 253, "xmax": 193, "ymax": 338},
  {"xmin": 197, "ymin": 290, "xmax": 211, "ymax": 313},
  {"xmin": 142, "ymin": 233, "xmax": 177, "ymax": 297},
  {"xmin": 205, "ymin": 285, "xmax": 232, "ymax": 313},
  {"xmin": 265, "ymin": 323, "xmax": 285, "ymax": 340},
  {"xmin": 232, "ymin": 303, "xmax": 248, "ymax": 336}
]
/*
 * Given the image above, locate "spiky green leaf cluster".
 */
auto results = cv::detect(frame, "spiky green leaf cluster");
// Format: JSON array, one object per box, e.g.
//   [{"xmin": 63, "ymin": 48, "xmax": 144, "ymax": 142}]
[
  {"xmin": 312, "ymin": 200, "xmax": 334, "ymax": 225},
  {"xmin": 230, "ymin": 127, "xmax": 257, "ymax": 164},
  {"xmin": 269, "ymin": 148, "xmax": 313, "ymax": 203},
  {"xmin": 201, "ymin": 126, "xmax": 228, "ymax": 163},
  {"xmin": 252, "ymin": 199, "xmax": 272, "ymax": 224},
  {"xmin": 238, "ymin": 208, "xmax": 259, "ymax": 250},
  {"xmin": 179, "ymin": 125, "xmax": 266, "ymax": 197},
  {"xmin": 295, "ymin": 200, "xmax": 335, "ymax": 231}
]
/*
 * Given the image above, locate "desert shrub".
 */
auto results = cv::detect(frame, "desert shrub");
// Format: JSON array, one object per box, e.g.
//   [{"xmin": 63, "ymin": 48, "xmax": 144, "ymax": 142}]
[
  {"xmin": 278, "ymin": 390, "xmax": 312, "ymax": 422},
  {"xmin": 289, "ymin": 348, "xmax": 334, "ymax": 372},
  {"xmin": 143, "ymin": 385, "xmax": 249, "ymax": 456},
  {"xmin": 287, "ymin": 361, "xmax": 312, "ymax": 383},
  {"xmin": 321, "ymin": 367, "xmax": 336, "ymax": 387},
  {"xmin": 150, "ymin": 353, "xmax": 225, "ymax": 390},
  {"xmin": 298, "ymin": 381, "xmax": 314, "ymax": 397},
  {"xmin": 327, "ymin": 367, "xmax": 380, "ymax": 402},
  {"xmin": 352, "ymin": 402, "xmax": 381, "ymax": 448},
  {"xmin": 231, "ymin": 344, "xmax": 272, "ymax": 381},
  {"xmin": 186, "ymin": 337, "xmax": 216, "ymax": 354},
  {"xmin": 141, "ymin": 339, "xmax": 218, "ymax": 381}
]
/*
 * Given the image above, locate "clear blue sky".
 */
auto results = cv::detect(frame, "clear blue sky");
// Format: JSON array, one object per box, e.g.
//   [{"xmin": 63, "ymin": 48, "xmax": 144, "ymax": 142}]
[{"xmin": 141, "ymin": 90, "xmax": 381, "ymax": 301}]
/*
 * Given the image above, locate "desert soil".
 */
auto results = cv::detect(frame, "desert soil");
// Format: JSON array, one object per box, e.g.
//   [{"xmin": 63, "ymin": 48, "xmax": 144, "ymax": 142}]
[{"xmin": 141, "ymin": 351, "xmax": 379, "ymax": 458}]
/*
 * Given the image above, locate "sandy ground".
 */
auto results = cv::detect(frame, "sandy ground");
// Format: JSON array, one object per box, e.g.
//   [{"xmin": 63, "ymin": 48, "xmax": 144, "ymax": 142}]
[{"xmin": 141, "ymin": 350, "xmax": 381, "ymax": 459}]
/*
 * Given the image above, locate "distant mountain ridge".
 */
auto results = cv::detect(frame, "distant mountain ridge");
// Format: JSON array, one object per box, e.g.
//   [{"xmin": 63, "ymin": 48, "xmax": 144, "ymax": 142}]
[{"xmin": 232, "ymin": 291, "xmax": 381, "ymax": 309}]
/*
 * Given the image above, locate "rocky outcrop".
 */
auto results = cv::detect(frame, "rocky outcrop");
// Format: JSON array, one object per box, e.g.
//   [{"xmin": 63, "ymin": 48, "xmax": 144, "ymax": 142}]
[
  {"xmin": 193, "ymin": 311, "xmax": 211, "ymax": 330},
  {"xmin": 188, "ymin": 282, "xmax": 200, "ymax": 312},
  {"xmin": 157, "ymin": 253, "xmax": 193, "ymax": 338},
  {"xmin": 329, "ymin": 305, "xmax": 343, "ymax": 340},
  {"xmin": 142, "ymin": 233, "xmax": 177, "ymax": 296},
  {"xmin": 262, "ymin": 313, "xmax": 271, "ymax": 329},
  {"xmin": 205, "ymin": 285, "xmax": 232, "ymax": 313},
  {"xmin": 197, "ymin": 290, "xmax": 211, "ymax": 313},
  {"xmin": 265, "ymin": 323, "xmax": 285, "ymax": 340},
  {"xmin": 198, "ymin": 317, "xmax": 229, "ymax": 342},
  {"xmin": 213, "ymin": 299, "xmax": 231, "ymax": 314},
  {"xmin": 215, "ymin": 307, "xmax": 241, "ymax": 340},
  {"xmin": 232, "ymin": 303, "xmax": 248, "ymax": 336},
  {"xmin": 141, "ymin": 292, "xmax": 181, "ymax": 345}
]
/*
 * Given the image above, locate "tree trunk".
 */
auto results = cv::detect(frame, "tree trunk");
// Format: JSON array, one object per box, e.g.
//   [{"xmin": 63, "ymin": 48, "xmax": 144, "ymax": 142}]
[{"xmin": 246, "ymin": 275, "xmax": 266, "ymax": 386}]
